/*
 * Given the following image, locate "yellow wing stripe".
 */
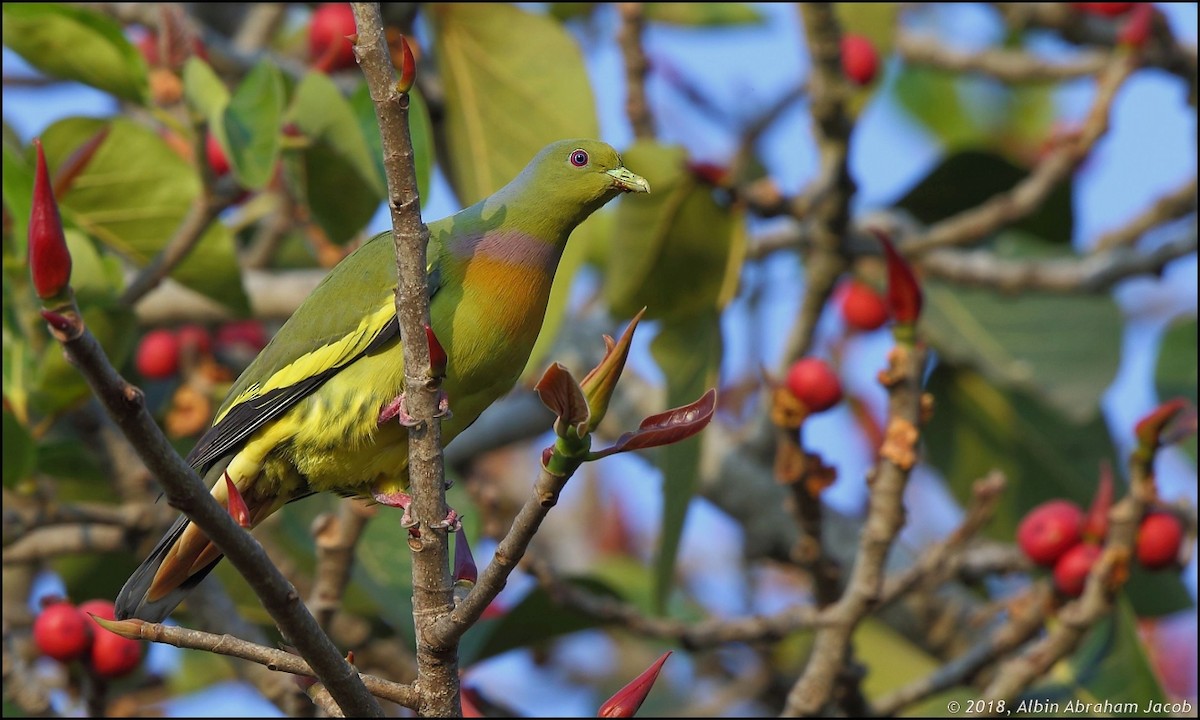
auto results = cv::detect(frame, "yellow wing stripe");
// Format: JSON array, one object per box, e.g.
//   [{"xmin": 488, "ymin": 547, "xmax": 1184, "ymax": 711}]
[{"xmin": 215, "ymin": 302, "xmax": 398, "ymax": 425}]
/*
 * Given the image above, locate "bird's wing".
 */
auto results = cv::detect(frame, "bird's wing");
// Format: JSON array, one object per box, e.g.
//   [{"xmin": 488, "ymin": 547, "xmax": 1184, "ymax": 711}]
[{"xmin": 186, "ymin": 231, "xmax": 445, "ymax": 472}]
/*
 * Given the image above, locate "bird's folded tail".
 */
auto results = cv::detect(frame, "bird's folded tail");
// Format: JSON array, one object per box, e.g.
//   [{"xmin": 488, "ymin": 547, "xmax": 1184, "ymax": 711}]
[{"xmin": 115, "ymin": 472, "xmax": 278, "ymax": 623}]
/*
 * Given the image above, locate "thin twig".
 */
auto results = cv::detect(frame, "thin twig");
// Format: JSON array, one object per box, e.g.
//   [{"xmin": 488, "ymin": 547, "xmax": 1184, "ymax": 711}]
[
  {"xmin": 782, "ymin": 342, "xmax": 929, "ymax": 716},
  {"xmin": 873, "ymin": 585, "xmax": 1050, "ymax": 716},
  {"xmin": 429, "ymin": 458, "xmax": 586, "ymax": 644},
  {"xmin": 921, "ymin": 233, "xmax": 1197, "ymax": 293},
  {"xmin": 526, "ymin": 556, "xmax": 825, "ymax": 649},
  {"xmin": 618, "ymin": 3, "xmax": 655, "ymax": 139},
  {"xmin": 1091, "ymin": 176, "xmax": 1198, "ymax": 253},
  {"xmin": 896, "ymin": 32, "xmax": 1107, "ymax": 83},
  {"xmin": 112, "ymin": 618, "xmax": 418, "ymax": 708},
  {"xmin": 904, "ymin": 51, "xmax": 1137, "ymax": 255},
  {"xmin": 308, "ymin": 499, "xmax": 375, "ymax": 630}
]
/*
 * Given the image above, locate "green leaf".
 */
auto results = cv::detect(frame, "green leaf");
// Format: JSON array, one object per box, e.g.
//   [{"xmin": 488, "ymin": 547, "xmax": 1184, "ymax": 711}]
[
  {"xmin": 1155, "ymin": 317, "xmax": 1197, "ymax": 405},
  {"xmin": 349, "ymin": 82, "xmax": 434, "ymax": 201},
  {"xmin": 924, "ymin": 365, "xmax": 1116, "ymax": 540},
  {"xmin": 643, "ymin": 3, "xmax": 764, "ymax": 25},
  {"xmin": 648, "ymin": 311, "xmax": 722, "ymax": 612},
  {"xmin": 1155, "ymin": 317, "xmax": 1197, "ymax": 461},
  {"xmin": 284, "ymin": 72, "xmax": 386, "ymax": 245},
  {"xmin": 1121, "ymin": 560, "xmax": 1194, "ymax": 618},
  {"xmin": 2, "ymin": 142, "xmax": 34, "ymax": 264},
  {"xmin": 892, "ymin": 65, "xmax": 982, "ymax": 150},
  {"xmin": 182, "ymin": 57, "xmax": 229, "ymax": 121},
  {"xmin": 920, "ymin": 237, "xmax": 1121, "ymax": 422},
  {"xmin": 835, "ymin": 3, "xmax": 899, "ymax": 56},
  {"xmin": 2, "ymin": 407, "xmax": 35, "ymax": 488},
  {"xmin": 2, "ymin": 3, "xmax": 147, "ymax": 103},
  {"xmin": 605, "ymin": 140, "xmax": 745, "ymax": 320},
  {"xmin": 896, "ymin": 151, "xmax": 1073, "ymax": 245},
  {"xmin": 220, "ymin": 61, "xmax": 284, "ymax": 190},
  {"xmin": 430, "ymin": 3, "xmax": 599, "ymax": 205},
  {"xmin": 40, "ymin": 117, "xmax": 250, "ymax": 314}
]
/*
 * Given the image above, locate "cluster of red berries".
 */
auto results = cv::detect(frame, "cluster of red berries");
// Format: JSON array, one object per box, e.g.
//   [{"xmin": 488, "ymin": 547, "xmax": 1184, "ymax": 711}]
[
  {"xmin": 136, "ymin": 321, "xmax": 267, "ymax": 380},
  {"xmin": 1018, "ymin": 499, "xmax": 1185, "ymax": 598},
  {"xmin": 32, "ymin": 598, "xmax": 142, "ymax": 679}
]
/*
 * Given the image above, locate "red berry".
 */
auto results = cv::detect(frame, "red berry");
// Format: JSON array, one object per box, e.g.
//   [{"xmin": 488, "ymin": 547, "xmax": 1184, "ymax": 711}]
[
  {"xmin": 78, "ymin": 598, "xmax": 116, "ymax": 626},
  {"xmin": 90, "ymin": 627, "xmax": 143, "ymax": 679},
  {"xmin": 33, "ymin": 602, "xmax": 92, "ymax": 662},
  {"xmin": 1017, "ymin": 500, "xmax": 1085, "ymax": 567},
  {"xmin": 1071, "ymin": 3, "xmax": 1136, "ymax": 17},
  {"xmin": 206, "ymin": 133, "xmax": 230, "ymax": 177},
  {"xmin": 176, "ymin": 324, "xmax": 212, "ymax": 356},
  {"xmin": 1136, "ymin": 512, "xmax": 1184, "ymax": 570},
  {"xmin": 839, "ymin": 280, "xmax": 889, "ymax": 331},
  {"xmin": 216, "ymin": 320, "xmax": 268, "ymax": 352},
  {"xmin": 785, "ymin": 358, "xmax": 843, "ymax": 413},
  {"xmin": 1054, "ymin": 543, "xmax": 1101, "ymax": 597},
  {"xmin": 309, "ymin": 3, "xmax": 358, "ymax": 72},
  {"xmin": 840, "ymin": 34, "xmax": 879, "ymax": 86},
  {"xmin": 79, "ymin": 599, "xmax": 142, "ymax": 679},
  {"xmin": 136, "ymin": 329, "xmax": 181, "ymax": 380}
]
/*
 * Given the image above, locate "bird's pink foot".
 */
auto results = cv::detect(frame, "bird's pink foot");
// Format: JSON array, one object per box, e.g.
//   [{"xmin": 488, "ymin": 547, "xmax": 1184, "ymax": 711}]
[
  {"xmin": 377, "ymin": 390, "xmax": 452, "ymax": 426},
  {"xmin": 434, "ymin": 389, "xmax": 452, "ymax": 420},
  {"xmin": 372, "ymin": 490, "xmax": 417, "ymax": 528},
  {"xmin": 372, "ymin": 490, "xmax": 461, "ymax": 532}
]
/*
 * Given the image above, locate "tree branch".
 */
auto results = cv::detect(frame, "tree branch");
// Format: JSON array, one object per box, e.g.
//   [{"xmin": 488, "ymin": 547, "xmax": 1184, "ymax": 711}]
[
  {"xmin": 350, "ymin": 4, "xmax": 456, "ymax": 716},
  {"xmin": 38, "ymin": 310, "xmax": 381, "ymax": 717}
]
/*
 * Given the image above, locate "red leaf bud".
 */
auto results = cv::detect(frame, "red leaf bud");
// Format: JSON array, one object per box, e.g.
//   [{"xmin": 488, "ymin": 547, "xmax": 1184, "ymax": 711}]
[{"xmin": 29, "ymin": 139, "xmax": 72, "ymax": 299}]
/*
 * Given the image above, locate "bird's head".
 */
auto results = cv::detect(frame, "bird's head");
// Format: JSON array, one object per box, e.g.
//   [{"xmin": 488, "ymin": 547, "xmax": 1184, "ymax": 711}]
[{"xmin": 517, "ymin": 139, "xmax": 650, "ymax": 216}]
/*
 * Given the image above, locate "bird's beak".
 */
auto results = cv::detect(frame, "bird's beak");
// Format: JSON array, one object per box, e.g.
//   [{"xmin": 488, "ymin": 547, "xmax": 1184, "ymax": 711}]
[{"xmin": 606, "ymin": 166, "xmax": 651, "ymax": 194}]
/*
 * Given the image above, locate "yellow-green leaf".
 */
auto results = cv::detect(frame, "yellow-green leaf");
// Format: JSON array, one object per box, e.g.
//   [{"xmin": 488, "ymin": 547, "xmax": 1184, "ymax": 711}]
[
  {"xmin": 40, "ymin": 117, "xmax": 250, "ymax": 314},
  {"xmin": 430, "ymin": 3, "xmax": 599, "ymax": 204},
  {"xmin": 2, "ymin": 3, "xmax": 147, "ymax": 104},
  {"xmin": 606, "ymin": 140, "xmax": 745, "ymax": 320}
]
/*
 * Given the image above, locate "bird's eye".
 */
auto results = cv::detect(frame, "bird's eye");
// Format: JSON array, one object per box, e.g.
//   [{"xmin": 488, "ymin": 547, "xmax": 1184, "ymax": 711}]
[{"xmin": 569, "ymin": 149, "xmax": 589, "ymax": 167}]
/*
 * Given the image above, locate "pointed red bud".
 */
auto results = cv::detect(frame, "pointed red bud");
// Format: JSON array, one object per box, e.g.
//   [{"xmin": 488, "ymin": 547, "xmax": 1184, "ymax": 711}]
[
  {"xmin": 541, "ymin": 445, "xmax": 555, "ymax": 468},
  {"xmin": 453, "ymin": 526, "xmax": 477, "ymax": 584},
  {"xmin": 224, "ymin": 472, "xmax": 251, "ymax": 528},
  {"xmin": 1134, "ymin": 398, "xmax": 1192, "ymax": 453},
  {"xmin": 597, "ymin": 651, "xmax": 671, "ymax": 717},
  {"xmin": 397, "ymin": 35, "xmax": 416, "ymax": 94},
  {"xmin": 580, "ymin": 309, "xmax": 643, "ymax": 432},
  {"xmin": 29, "ymin": 139, "xmax": 73, "ymax": 299},
  {"xmin": 870, "ymin": 227, "xmax": 922, "ymax": 328},
  {"xmin": 344, "ymin": 650, "xmax": 355, "ymax": 665},
  {"xmin": 40, "ymin": 309, "xmax": 74, "ymax": 333},
  {"xmin": 425, "ymin": 324, "xmax": 447, "ymax": 379},
  {"xmin": 1083, "ymin": 460, "xmax": 1114, "ymax": 542},
  {"xmin": 1117, "ymin": 3, "xmax": 1153, "ymax": 49}
]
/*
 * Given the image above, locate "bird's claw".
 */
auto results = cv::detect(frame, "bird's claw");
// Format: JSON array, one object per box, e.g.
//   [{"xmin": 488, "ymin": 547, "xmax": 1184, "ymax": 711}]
[
  {"xmin": 434, "ymin": 389, "xmax": 453, "ymax": 420},
  {"xmin": 377, "ymin": 391, "xmax": 451, "ymax": 427},
  {"xmin": 431, "ymin": 507, "xmax": 462, "ymax": 532},
  {"xmin": 372, "ymin": 490, "xmax": 460, "ymax": 532}
]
